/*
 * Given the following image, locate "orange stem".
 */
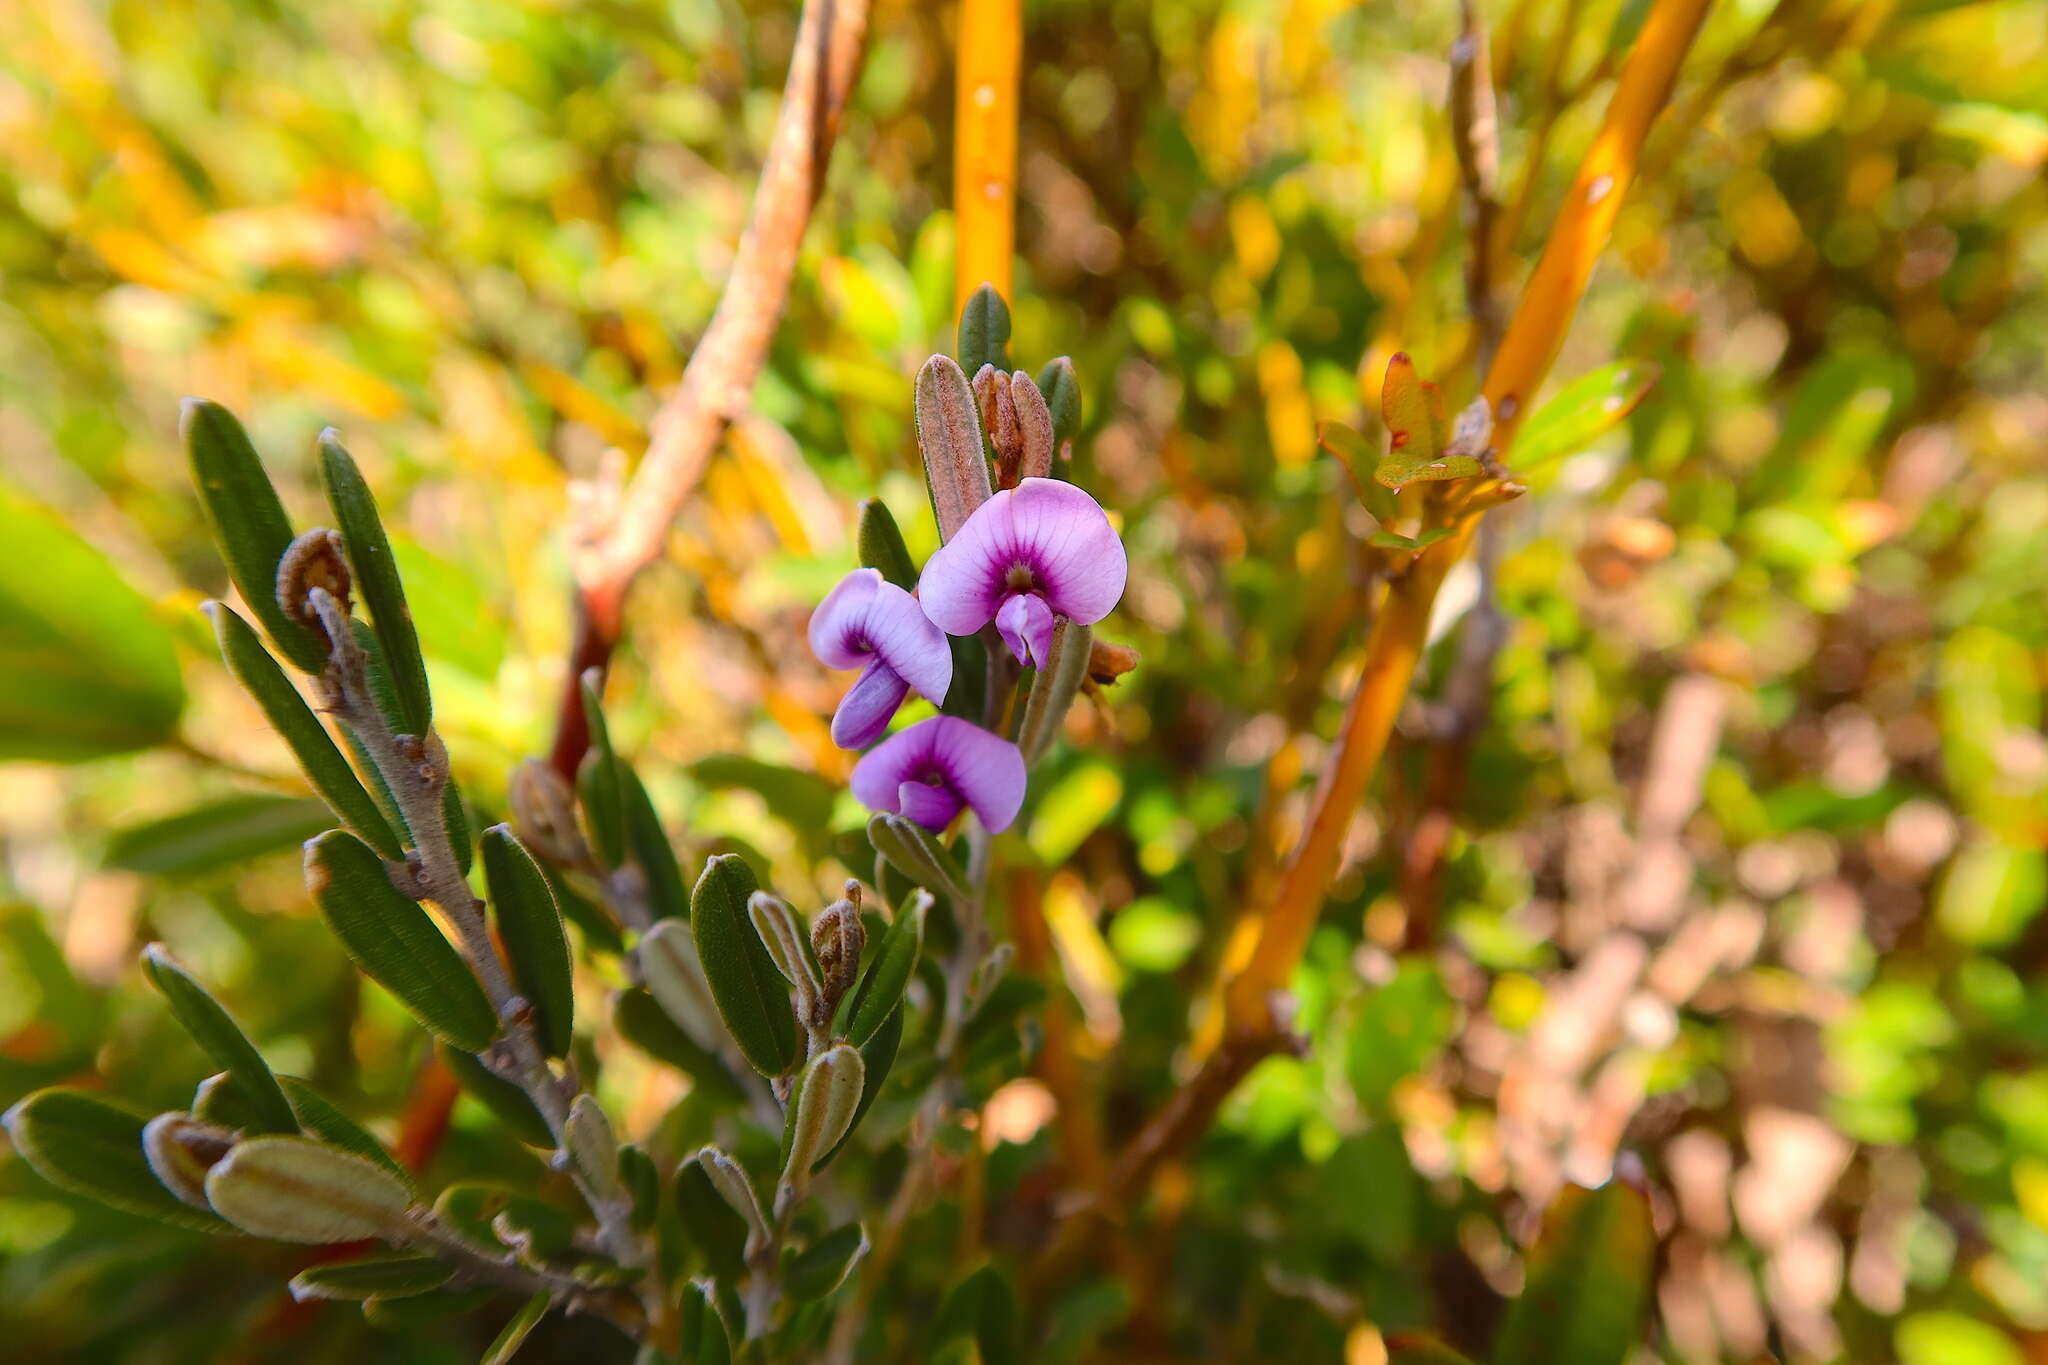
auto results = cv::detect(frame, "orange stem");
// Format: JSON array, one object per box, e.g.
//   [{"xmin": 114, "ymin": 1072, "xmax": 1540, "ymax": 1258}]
[{"xmin": 953, "ymin": 0, "xmax": 1021, "ymax": 313}]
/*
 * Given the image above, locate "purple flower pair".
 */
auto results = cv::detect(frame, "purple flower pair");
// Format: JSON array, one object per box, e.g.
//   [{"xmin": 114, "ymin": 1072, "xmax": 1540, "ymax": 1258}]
[{"xmin": 808, "ymin": 478, "xmax": 1127, "ymax": 833}]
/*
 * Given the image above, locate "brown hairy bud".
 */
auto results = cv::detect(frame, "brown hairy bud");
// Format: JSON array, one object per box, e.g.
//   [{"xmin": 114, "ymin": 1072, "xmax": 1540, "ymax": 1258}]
[
  {"xmin": 275, "ymin": 529, "xmax": 351, "ymax": 648},
  {"xmin": 508, "ymin": 757, "xmax": 588, "ymax": 864},
  {"xmin": 1087, "ymin": 638, "xmax": 1141, "ymax": 687},
  {"xmin": 974, "ymin": 362, "xmax": 1026, "ymax": 487},
  {"xmin": 811, "ymin": 894, "xmax": 866, "ymax": 1011}
]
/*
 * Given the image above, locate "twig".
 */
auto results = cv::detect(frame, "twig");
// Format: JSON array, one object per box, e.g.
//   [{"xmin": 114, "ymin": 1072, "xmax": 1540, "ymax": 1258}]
[{"xmin": 547, "ymin": 0, "xmax": 874, "ymax": 778}]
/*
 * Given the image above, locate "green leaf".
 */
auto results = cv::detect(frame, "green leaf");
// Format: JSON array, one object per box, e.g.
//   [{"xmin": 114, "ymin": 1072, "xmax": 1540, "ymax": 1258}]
[
  {"xmin": 932, "ymin": 1262, "xmax": 1018, "ymax": 1365},
  {"xmin": 288, "ymin": 1253, "xmax": 454, "ymax": 1302},
  {"xmin": 688, "ymin": 755, "xmax": 838, "ymax": 837},
  {"xmin": 432, "ymin": 1184, "xmax": 575, "ymax": 1258},
  {"xmin": 674, "ymin": 1154, "xmax": 750, "ymax": 1281},
  {"xmin": 679, "ymin": 1281, "xmax": 733, "ymax": 1365},
  {"xmin": 481, "ymin": 826, "xmax": 573, "ymax": 1056},
  {"xmin": 783, "ymin": 1222, "xmax": 868, "ymax": 1301},
  {"xmin": 868, "ymin": 814, "xmax": 968, "ymax": 902},
  {"xmin": 276, "ymin": 1077, "xmax": 411, "ymax": 1186},
  {"xmin": 834, "ymin": 892, "xmax": 927, "ymax": 1046},
  {"xmin": 690, "ymin": 854, "xmax": 800, "ymax": 1076},
  {"xmin": 622, "ymin": 765, "xmax": 687, "ymax": 923},
  {"xmin": 181, "ymin": 399, "xmax": 326, "ymax": 671},
  {"xmin": 578, "ymin": 677, "xmax": 628, "ymax": 871},
  {"xmin": 480, "ymin": 1292, "xmax": 551, "ymax": 1365},
  {"xmin": 1318, "ymin": 422, "xmax": 1401, "ymax": 525},
  {"xmin": 1491, "ymin": 1181, "xmax": 1654, "ymax": 1365},
  {"xmin": 619, "ymin": 1143, "xmax": 660, "ymax": 1231},
  {"xmin": 2, "ymin": 1088, "xmax": 231, "ymax": 1233},
  {"xmin": 106, "ymin": 794, "xmax": 331, "ymax": 877},
  {"xmin": 1509, "ymin": 360, "xmax": 1660, "ymax": 473},
  {"xmin": 142, "ymin": 943, "xmax": 299, "ymax": 1136},
  {"xmin": 318, "ymin": 430, "xmax": 431, "ymax": 733},
  {"xmin": 1036, "ymin": 356, "xmax": 1081, "ymax": 458},
  {"xmin": 1347, "ymin": 958, "xmax": 1455, "ymax": 1117},
  {"xmin": 1016, "ymin": 619, "xmax": 1092, "ymax": 765},
  {"xmin": 204, "ymin": 1134, "xmax": 413, "ymax": 1242},
  {"xmin": 857, "ymin": 498, "xmax": 920, "ymax": 591},
  {"xmin": 304, "ymin": 829, "xmax": 498, "ymax": 1052},
  {"xmin": 956, "ymin": 283, "xmax": 1012, "ymax": 377},
  {"xmin": 817, "ymin": 1005, "xmax": 902, "ymax": 1172},
  {"xmin": 360, "ymin": 1286, "xmax": 495, "ymax": 1328},
  {"xmin": 0, "ymin": 484, "xmax": 186, "ymax": 762},
  {"xmin": 439, "ymin": 1044, "xmax": 554, "ymax": 1148},
  {"xmin": 209, "ymin": 604, "xmax": 405, "ymax": 859}
]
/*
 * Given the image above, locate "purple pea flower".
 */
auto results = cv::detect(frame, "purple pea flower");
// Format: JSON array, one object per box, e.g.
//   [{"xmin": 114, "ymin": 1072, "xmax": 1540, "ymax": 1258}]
[
  {"xmin": 809, "ymin": 568, "xmax": 953, "ymax": 749},
  {"xmin": 916, "ymin": 477, "xmax": 1127, "ymax": 668},
  {"xmin": 851, "ymin": 716, "xmax": 1027, "ymax": 833}
]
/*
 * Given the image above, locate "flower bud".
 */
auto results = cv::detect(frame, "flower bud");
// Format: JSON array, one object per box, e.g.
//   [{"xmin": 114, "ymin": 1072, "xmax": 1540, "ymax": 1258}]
[
  {"xmin": 1087, "ymin": 639, "xmax": 1141, "ymax": 686},
  {"xmin": 141, "ymin": 1113, "xmax": 238, "ymax": 1210},
  {"xmin": 810, "ymin": 890, "xmax": 866, "ymax": 1013},
  {"xmin": 508, "ymin": 757, "xmax": 588, "ymax": 865},
  {"xmin": 275, "ymin": 528, "xmax": 352, "ymax": 648}
]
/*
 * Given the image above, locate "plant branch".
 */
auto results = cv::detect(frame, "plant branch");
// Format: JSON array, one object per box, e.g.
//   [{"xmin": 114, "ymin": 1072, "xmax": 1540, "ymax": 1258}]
[
  {"xmin": 548, "ymin": 0, "xmax": 874, "ymax": 778},
  {"xmin": 953, "ymin": 0, "xmax": 1022, "ymax": 312},
  {"xmin": 1055, "ymin": 0, "xmax": 1715, "ymax": 1262}
]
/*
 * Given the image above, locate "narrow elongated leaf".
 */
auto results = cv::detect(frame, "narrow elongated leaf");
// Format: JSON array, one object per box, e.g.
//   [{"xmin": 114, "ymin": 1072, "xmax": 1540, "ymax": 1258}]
[
  {"xmin": 1036, "ymin": 356, "xmax": 1080, "ymax": 460},
  {"xmin": 622, "ymin": 765, "xmax": 686, "ymax": 922},
  {"xmin": 3, "ymin": 1089, "xmax": 231, "ymax": 1232},
  {"xmin": 565, "ymin": 1096, "xmax": 626, "ymax": 1208},
  {"xmin": 481, "ymin": 1292, "xmax": 551, "ymax": 1365},
  {"xmin": 1491, "ymin": 1181, "xmax": 1655, "ymax": 1365},
  {"xmin": 783, "ymin": 1222, "xmax": 868, "ymax": 1302},
  {"xmin": 1318, "ymin": 422, "xmax": 1402, "ymax": 525},
  {"xmin": 143, "ymin": 944, "xmax": 298, "ymax": 1136},
  {"xmin": 956, "ymin": 283, "xmax": 1012, "ymax": 377},
  {"xmin": 304, "ymin": 830, "xmax": 498, "ymax": 1052},
  {"xmin": 680, "ymin": 1281, "xmax": 734, "ymax": 1365},
  {"xmin": 916, "ymin": 354, "xmax": 993, "ymax": 542},
  {"xmin": 578, "ymin": 680, "xmax": 628, "ymax": 871},
  {"xmin": 691, "ymin": 855, "xmax": 800, "ymax": 1076},
  {"xmin": 182, "ymin": 399, "xmax": 326, "ymax": 671},
  {"xmin": 932, "ymin": 1262, "xmax": 1019, "ymax": 1365},
  {"xmin": 439, "ymin": 1045, "xmax": 554, "ymax": 1148},
  {"xmin": 1510, "ymin": 360, "xmax": 1660, "ymax": 473},
  {"xmin": 619, "ymin": 1143, "xmax": 660, "ymax": 1231},
  {"xmin": 319, "ymin": 431, "xmax": 431, "ymax": 733},
  {"xmin": 816, "ymin": 1004, "xmax": 902, "ymax": 1172},
  {"xmin": 481, "ymin": 826, "xmax": 573, "ymax": 1056},
  {"xmin": 276, "ymin": 1077, "xmax": 411, "ymax": 1186},
  {"xmin": 868, "ymin": 814, "xmax": 968, "ymax": 902},
  {"xmin": 779, "ymin": 1045, "xmax": 864, "ymax": 1197},
  {"xmin": 674, "ymin": 1154, "xmax": 750, "ymax": 1280},
  {"xmin": 289, "ymin": 1253, "xmax": 454, "ymax": 1301},
  {"xmin": 1016, "ymin": 619, "xmax": 1092, "ymax": 764},
  {"xmin": 856, "ymin": 498, "xmax": 920, "ymax": 591},
  {"xmin": 0, "ymin": 485, "xmax": 186, "ymax": 761},
  {"xmin": 834, "ymin": 891, "xmax": 928, "ymax": 1045},
  {"xmin": 204, "ymin": 1135, "xmax": 413, "ymax": 1242},
  {"xmin": 209, "ymin": 604, "xmax": 404, "ymax": 859},
  {"xmin": 107, "ymin": 795, "xmax": 331, "ymax": 877}
]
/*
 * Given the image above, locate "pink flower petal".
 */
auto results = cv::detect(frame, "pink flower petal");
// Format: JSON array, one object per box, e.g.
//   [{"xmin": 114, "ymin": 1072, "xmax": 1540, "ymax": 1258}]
[
  {"xmin": 850, "ymin": 716, "xmax": 1027, "ymax": 834},
  {"xmin": 859, "ymin": 577, "xmax": 952, "ymax": 704},
  {"xmin": 917, "ymin": 478, "xmax": 1126, "ymax": 640},
  {"xmin": 897, "ymin": 780, "xmax": 963, "ymax": 829},
  {"xmin": 995, "ymin": 592, "xmax": 1055, "ymax": 667},
  {"xmin": 809, "ymin": 568, "xmax": 883, "ymax": 669},
  {"xmin": 832, "ymin": 660, "xmax": 910, "ymax": 749}
]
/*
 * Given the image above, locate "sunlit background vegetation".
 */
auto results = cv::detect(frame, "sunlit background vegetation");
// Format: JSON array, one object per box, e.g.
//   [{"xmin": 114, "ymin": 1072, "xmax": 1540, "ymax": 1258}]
[{"xmin": 3, "ymin": 0, "xmax": 2047, "ymax": 1360}]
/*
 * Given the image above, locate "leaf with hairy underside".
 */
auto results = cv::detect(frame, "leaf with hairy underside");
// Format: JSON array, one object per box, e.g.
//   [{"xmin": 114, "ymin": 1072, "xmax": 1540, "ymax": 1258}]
[{"xmin": 203, "ymin": 1135, "xmax": 412, "ymax": 1243}]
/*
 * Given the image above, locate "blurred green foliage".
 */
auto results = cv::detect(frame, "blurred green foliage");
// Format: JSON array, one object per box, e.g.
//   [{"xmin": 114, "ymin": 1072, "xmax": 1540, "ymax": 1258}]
[{"xmin": 2, "ymin": 0, "xmax": 2046, "ymax": 1360}]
